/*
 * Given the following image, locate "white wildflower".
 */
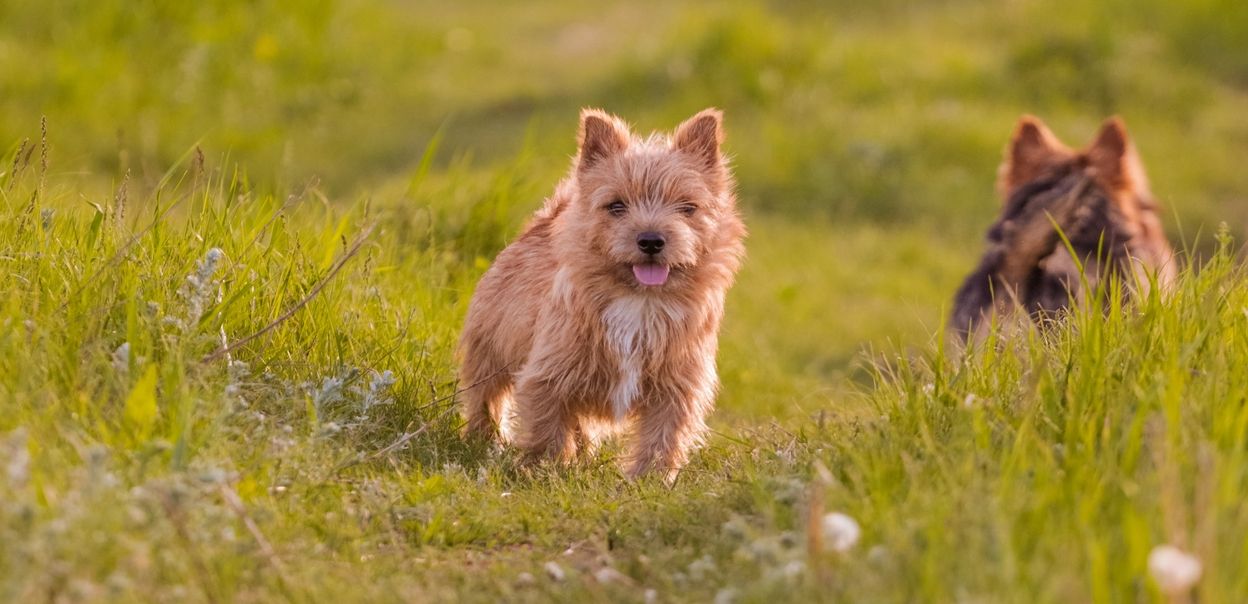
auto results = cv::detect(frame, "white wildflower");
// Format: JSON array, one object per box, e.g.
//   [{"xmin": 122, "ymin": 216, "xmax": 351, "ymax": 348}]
[
  {"xmin": 543, "ymin": 561, "xmax": 565, "ymax": 582},
  {"xmin": 713, "ymin": 587, "xmax": 738, "ymax": 604},
  {"xmin": 866, "ymin": 545, "xmax": 890, "ymax": 566},
  {"xmin": 106, "ymin": 571, "xmax": 133, "ymax": 593},
  {"xmin": 197, "ymin": 467, "xmax": 229, "ymax": 485},
  {"xmin": 515, "ymin": 572, "xmax": 536, "ymax": 587},
  {"xmin": 780, "ymin": 559, "xmax": 805, "ymax": 578},
  {"xmin": 5, "ymin": 429, "xmax": 30, "ymax": 487},
  {"xmin": 772, "ymin": 477, "xmax": 805, "ymax": 505},
  {"xmin": 821, "ymin": 512, "xmax": 861, "ymax": 553},
  {"xmin": 111, "ymin": 342, "xmax": 131, "ymax": 374},
  {"xmin": 593, "ymin": 567, "xmax": 629, "ymax": 585},
  {"xmin": 746, "ymin": 536, "xmax": 782, "ymax": 564},
  {"xmin": 1148, "ymin": 545, "xmax": 1202, "ymax": 594},
  {"xmin": 720, "ymin": 516, "xmax": 749, "ymax": 540},
  {"xmin": 687, "ymin": 554, "xmax": 717, "ymax": 581}
]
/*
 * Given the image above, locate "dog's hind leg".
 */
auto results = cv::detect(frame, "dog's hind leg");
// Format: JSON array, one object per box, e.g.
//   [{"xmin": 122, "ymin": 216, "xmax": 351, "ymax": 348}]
[{"xmin": 458, "ymin": 343, "xmax": 513, "ymax": 441}]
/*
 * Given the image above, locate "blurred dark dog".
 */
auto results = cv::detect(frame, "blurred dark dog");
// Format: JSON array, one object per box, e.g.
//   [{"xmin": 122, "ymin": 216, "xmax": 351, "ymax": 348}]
[{"xmin": 951, "ymin": 116, "xmax": 1176, "ymax": 339}]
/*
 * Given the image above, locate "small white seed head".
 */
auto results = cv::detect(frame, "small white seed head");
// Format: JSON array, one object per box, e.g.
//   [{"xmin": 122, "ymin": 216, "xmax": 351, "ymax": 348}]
[
  {"xmin": 1148, "ymin": 545, "xmax": 1201, "ymax": 594},
  {"xmin": 821, "ymin": 512, "xmax": 861, "ymax": 553}
]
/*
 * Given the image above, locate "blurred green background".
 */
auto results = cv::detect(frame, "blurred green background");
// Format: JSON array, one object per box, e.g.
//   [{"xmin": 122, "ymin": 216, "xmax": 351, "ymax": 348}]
[
  {"xmin": 3, "ymin": 0, "xmax": 1247, "ymax": 413},
  {"xmin": 6, "ymin": 0, "xmax": 1247, "ymax": 218}
]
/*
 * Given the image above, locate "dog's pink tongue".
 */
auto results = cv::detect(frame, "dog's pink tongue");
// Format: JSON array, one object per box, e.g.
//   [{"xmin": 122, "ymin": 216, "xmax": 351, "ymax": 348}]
[{"xmin": 633, "ymin": 263, "xmax": 670, "ymax": 286}]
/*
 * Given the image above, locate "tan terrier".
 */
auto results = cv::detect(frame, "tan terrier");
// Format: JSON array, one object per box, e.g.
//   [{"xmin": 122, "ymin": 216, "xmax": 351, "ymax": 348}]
[
  {"xmin": 951, "ymin": 115, "xmax": 1176, "ymax": 338},
  {"xmin": 457, "ymin": 108, "xmax": 746, "ymax": 481}
]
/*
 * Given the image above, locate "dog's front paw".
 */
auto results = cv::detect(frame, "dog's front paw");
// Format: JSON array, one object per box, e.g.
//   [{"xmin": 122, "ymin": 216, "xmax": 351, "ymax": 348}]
[{"xmin": 624, "ymin": 459, "xmax": 681, "ymax": 487}]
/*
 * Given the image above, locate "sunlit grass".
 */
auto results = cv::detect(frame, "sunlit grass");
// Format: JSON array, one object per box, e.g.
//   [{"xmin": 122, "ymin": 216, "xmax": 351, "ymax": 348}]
[{"xmin": 2, "ymin": 0, "xmax": 1248, "ymax": 601}]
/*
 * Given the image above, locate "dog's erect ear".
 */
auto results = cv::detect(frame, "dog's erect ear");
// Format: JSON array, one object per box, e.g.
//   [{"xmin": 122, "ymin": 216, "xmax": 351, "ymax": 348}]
[
  {"xmin": 577, "ymin": 109, "xmax": 629, "ymax": 173},
  {"xmin": 998, "ymin": 115, "xmax": 1067, "ymax": 199},
  {"xmin": 674, "ymin": 108, "xmax": 724, "ymax": 171},
  {"xmin": 1086, "ymin": 117, "xmax": 1147, "ymax": 191}
]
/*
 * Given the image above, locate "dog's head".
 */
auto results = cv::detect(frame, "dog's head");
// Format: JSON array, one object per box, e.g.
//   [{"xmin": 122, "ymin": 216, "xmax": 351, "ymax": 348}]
[
  {"xmin": 559, "ymin": 108, "xmax": 742, "ymax": 291},
  {"xmin": 997, "ymin": 115, "xmax": 1158, "ymax": 225}
]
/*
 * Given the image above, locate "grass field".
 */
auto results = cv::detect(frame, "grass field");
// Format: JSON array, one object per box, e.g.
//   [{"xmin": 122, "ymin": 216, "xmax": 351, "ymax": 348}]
[{"xmin": 2, "ymin": 0, "xmax": 1248, "ymax": 601}]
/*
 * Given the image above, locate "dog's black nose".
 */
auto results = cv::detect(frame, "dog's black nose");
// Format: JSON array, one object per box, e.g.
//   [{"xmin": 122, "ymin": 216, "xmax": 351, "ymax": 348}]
[{"xmin": 637, "ymin": 232, "xmax": 665, "ymax": 255}]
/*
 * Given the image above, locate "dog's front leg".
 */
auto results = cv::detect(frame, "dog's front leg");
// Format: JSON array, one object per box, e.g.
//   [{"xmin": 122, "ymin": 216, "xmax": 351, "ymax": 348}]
[
  {"xmin": 510, "ymin": 330, "xmax": 589, "ymax": 465},
  {"xmin": 511, "ymin": 372, "xmax": 580, "ymax": 464},
  {"xmin": 624, "ymin": 359, "xmax": 716, "ymax": 484}
]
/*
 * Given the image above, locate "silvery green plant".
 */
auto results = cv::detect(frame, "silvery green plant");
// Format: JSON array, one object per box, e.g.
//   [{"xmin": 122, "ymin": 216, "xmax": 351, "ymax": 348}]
[
  {"xmin": 360, "ymin": 370, "xmax": 396, "ymax": 415},
  {"xmin": 303, "ymin": 368, "xmax": 396, "ymax": 432},
  {"xmin": 310, "ymin": 372, "xmax": 348, "ymax": 411},
  {"xmin": 169, "ymin": 247, "xmax": 224, "ymax": 332}
]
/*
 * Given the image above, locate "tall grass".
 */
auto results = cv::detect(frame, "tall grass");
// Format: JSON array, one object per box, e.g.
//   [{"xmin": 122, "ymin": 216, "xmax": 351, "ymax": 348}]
[
  {"xmin": 3, "ymin": 0, "xmax": 1248, "ymax": 601},
  {"xmin": 4, "ymin": 121, "xmax": 1247, "ymax": 601},
  {"xmin": 811, "ymin": 234, "xmax": 1248, "ymax": 601}
]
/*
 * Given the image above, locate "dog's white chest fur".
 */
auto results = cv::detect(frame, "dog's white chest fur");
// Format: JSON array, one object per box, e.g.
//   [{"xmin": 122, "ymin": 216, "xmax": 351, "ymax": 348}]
[{"xmin": 602, "ymin": 296, "xmax": 683, "ymax": 420}]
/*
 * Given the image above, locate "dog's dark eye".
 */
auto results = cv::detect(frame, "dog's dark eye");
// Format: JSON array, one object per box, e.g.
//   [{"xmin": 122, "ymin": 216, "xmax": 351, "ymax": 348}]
[
  {"xmin": 606, "ymin": 200, "xmax": 627, "ymax": 216},
  {"xmin": 677, "ymin": 202, "xmax": 697, "ymax": 216}
]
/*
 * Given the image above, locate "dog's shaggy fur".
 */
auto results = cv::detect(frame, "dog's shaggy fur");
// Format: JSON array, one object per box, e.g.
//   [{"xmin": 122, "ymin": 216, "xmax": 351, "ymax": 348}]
[
  {"xmin": 951, "ymin": 115, "xmax": 1176, "ymax": 338},
  {"xmin": 458, "ymin": 108, "xmax": 746, "ymax": 481}
]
